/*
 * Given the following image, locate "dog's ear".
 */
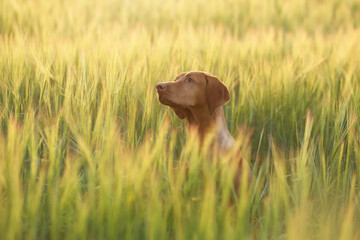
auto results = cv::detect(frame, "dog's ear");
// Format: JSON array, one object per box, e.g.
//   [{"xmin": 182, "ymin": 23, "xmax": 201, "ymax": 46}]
[
  {"xmin": 205, "ymin": 75, "xmax": 230, "ymax": 116},
  {"xmin": 170, "ymin": 107, "xmax": 186, "ymax": 119}
]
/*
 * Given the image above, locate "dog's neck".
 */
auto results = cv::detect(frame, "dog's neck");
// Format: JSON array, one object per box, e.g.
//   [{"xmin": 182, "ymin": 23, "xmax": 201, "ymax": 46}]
[{"xmin": 183, "ymin": 106, "xmax": 235, "ymax": 149}]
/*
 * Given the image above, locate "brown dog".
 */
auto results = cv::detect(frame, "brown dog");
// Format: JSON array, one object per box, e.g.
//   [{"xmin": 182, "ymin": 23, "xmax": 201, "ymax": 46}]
[
  {"xmin": 156, "ymin": 71, "xmax": 252, "ymax": 188},
  {"xmin": 156, "ymin": 71, "xmax": 234, "ymax": 147}
]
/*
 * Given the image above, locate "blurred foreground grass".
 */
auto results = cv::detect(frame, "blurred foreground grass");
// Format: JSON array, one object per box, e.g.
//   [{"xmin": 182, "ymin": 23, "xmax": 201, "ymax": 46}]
[{"xmin": 1, "ymin": 0, "xmax": 360, "ymax": 239}]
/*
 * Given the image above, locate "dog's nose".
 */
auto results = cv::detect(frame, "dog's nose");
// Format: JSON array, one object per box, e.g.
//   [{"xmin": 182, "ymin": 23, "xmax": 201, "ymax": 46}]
[{"xmin": 156, "ymin": 83, "xmax": 167, "ymax": 90}]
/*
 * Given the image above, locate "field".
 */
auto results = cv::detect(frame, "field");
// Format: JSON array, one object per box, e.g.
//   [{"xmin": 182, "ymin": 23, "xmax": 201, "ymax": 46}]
[{"xmin": 1, "ymin": 0, "xmax": 360, "ymax": 239}]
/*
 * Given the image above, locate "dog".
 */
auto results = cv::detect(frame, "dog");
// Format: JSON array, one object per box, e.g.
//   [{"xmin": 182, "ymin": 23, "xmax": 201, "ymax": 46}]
[{"xmin": 156, "ymin": 71, "xmax": 252, "ymax": 190}]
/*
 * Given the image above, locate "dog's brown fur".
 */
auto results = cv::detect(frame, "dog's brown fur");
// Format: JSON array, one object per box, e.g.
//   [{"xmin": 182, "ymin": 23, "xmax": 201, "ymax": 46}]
[{"xmin": 156, "ymin": 71, "xmax": 252, "ymax": 189}]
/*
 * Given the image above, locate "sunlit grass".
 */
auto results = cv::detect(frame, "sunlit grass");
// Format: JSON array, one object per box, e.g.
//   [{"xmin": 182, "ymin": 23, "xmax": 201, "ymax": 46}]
[{"xmin": 0, "ymin": 0, "xmax": 360, "ymax": 239}]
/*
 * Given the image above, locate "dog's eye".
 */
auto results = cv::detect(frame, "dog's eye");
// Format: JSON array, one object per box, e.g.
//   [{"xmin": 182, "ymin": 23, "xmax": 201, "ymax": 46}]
[{"xmin": 187, "ymin": 78, "xmax": 193, "ymax": 83}]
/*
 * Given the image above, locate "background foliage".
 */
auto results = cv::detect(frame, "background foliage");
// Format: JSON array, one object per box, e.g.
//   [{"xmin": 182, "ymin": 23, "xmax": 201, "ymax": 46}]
[{"xmin": 0, "ymin": 0, "xmax": 360, "ymax": 239}]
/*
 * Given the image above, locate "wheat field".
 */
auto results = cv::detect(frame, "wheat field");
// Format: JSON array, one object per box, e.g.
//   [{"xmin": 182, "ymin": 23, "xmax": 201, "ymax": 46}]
[{"xmin": 0, "ymin": 0, "xmax": 360, "ymax": 239}]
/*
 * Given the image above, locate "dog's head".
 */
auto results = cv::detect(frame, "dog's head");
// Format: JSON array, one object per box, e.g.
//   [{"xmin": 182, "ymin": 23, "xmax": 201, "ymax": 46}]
[{"xmin": 156, "ymin": 71, "xmax": 230, "ymax": 119}]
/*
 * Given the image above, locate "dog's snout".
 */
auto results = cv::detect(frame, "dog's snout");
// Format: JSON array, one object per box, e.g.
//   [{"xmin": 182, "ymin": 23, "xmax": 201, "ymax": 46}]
[{"xmin": 156, "ymin": 83, "xmax": 167, "ymax": 91}]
